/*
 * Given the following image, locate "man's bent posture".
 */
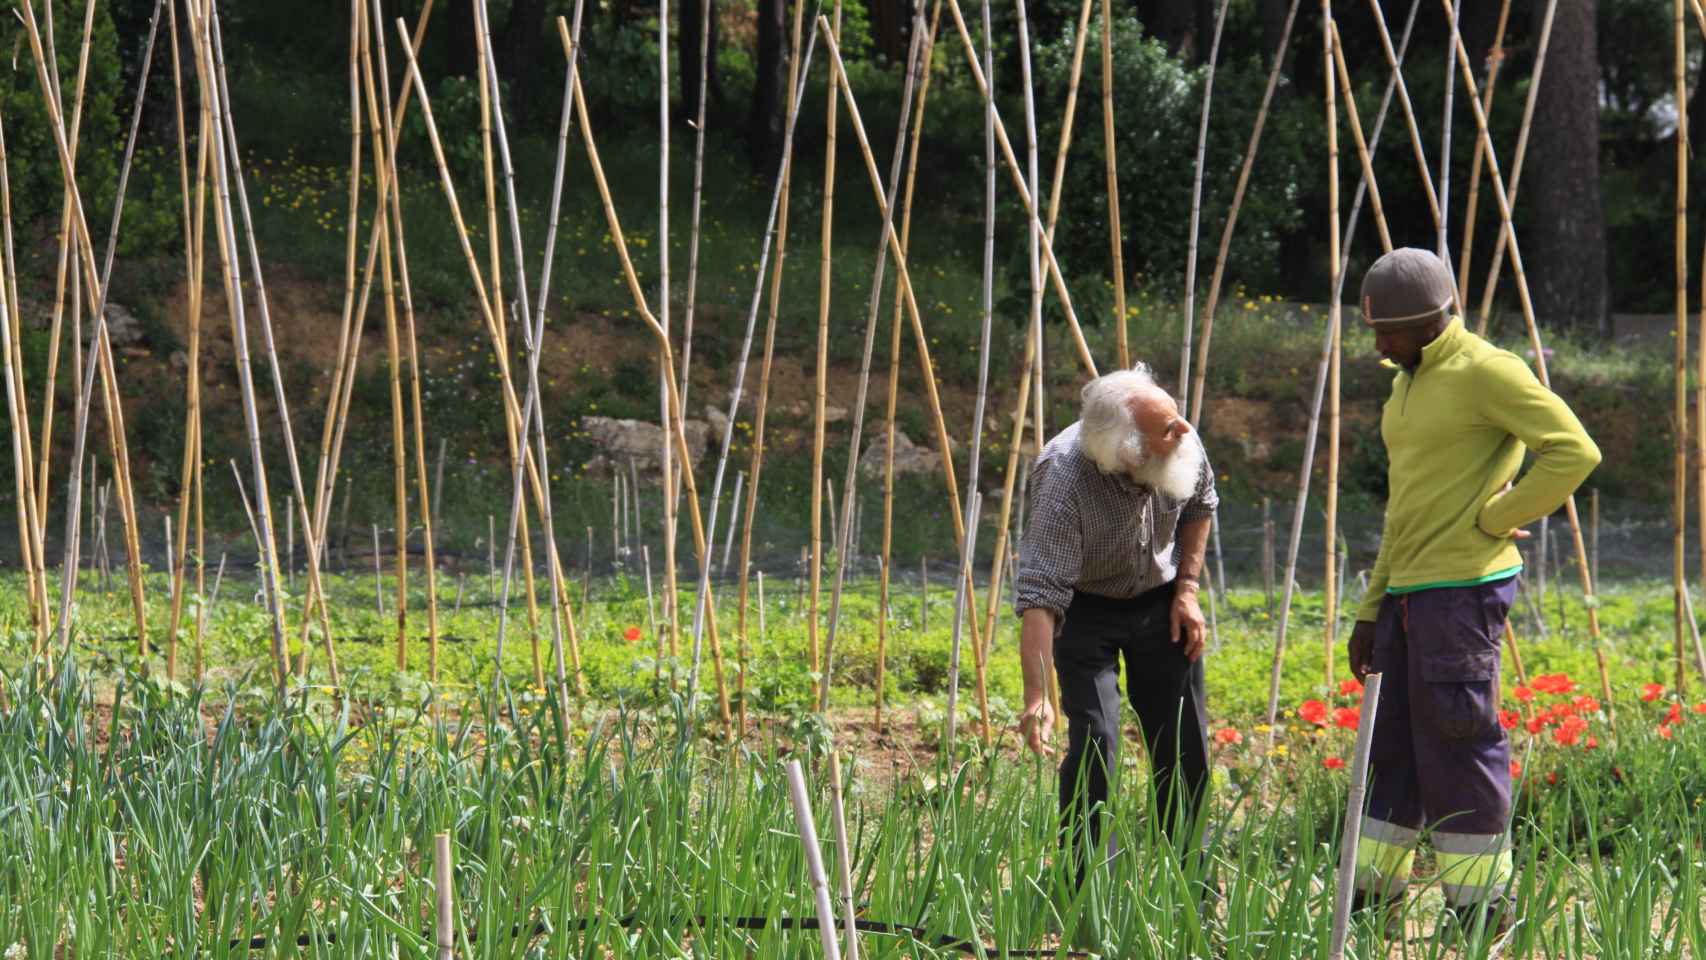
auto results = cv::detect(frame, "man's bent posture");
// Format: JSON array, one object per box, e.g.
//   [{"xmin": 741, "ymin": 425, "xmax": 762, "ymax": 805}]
[
  {"xmin": 1014, "ymin": 365, "xmax": 1218, "ymax": 875},
  {"xmin": 1349, "ymin": 248, "xmax": 1600, "ymax": 933}
]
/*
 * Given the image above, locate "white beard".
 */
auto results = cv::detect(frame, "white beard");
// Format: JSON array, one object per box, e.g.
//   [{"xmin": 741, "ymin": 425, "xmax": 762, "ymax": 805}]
[{"xmin": 1130, "ymin": 432, "xmax": 1206, "ymax": 502}]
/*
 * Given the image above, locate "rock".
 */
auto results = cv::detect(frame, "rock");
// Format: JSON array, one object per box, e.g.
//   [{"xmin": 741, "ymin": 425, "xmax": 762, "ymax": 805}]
[
  {"xmin": 824, "ymin": 405, "xmax": 848, "ymax": 424},
  {"xmin": 580, "ymin": 415, "xmax": 710, "ymax": 476},
  {"xmin": 705, "ymin": 404, "xmax": 730, "ymax": 439},
  {"xmin": 858, "ymin": 429, "xmax": 942, "ymax": 479},
  {"xmin": 103, "ymin": 303, "xmax": 145, "ymax": 348}
]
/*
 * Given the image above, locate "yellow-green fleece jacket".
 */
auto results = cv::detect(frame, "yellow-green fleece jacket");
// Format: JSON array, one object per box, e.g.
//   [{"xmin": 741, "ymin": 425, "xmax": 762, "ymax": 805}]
[{"xmin": 1355, "ymin": 317, "xmax": 1601, "ymax": 623}]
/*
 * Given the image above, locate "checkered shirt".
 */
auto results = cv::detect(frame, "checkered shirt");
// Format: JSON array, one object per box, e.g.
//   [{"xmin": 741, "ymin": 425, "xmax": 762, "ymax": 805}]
[{"xmin": 1014, "ymin": 421, "xmax": 1218, "ymax": 623}]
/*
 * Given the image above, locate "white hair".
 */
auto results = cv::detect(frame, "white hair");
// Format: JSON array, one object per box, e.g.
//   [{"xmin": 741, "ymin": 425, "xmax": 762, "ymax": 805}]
[
  {"xmin": 1078, "ymin": 365, "xmax": 1160, "ymax": 475},
  {"xmin": 1077, "ymin": 363, "xmax": 1205, "ymax": 501}
]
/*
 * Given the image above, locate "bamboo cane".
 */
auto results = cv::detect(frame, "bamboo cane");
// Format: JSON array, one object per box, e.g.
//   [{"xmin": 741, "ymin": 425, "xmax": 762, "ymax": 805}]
[
  {"xmin": 1100, "ymin": 0, "xmax": 1125, "ymax": 370},
  {"xmin": 877, "ymin": 0, "xmax": 942, "ymax": 737},
  {"xmin": 473, "ymin": 0, "xmax": 582, "ymax": 723},
  {"xmin": 1434, "ymin": 0, "xmax": 1615, "ymax": 720},
  {"xmin": 655, "ymin": 0, "xmax": 680, "ymax": 694},
  {"xmin": 189, "ymin": 0, "xmax": 294, "ymax": 691},
  {"xmin": 209, "ymin": 6, "xmax": 339, "ymax": 683},
  {"xmin": 392, "ymin": 14, "xmax": 583, "ymax": 703},
  {"xmin": 1439, "ymin": 0, "xmax": 1461, "ymax": 264},
  {"xmin": 557, "ymin": 23, "xmax": 732, "ymax": 725},
  {"xmin": 736, "ymin": 0, "xmax": 818, "ymax": 733},
  {"xmin": 819, "ymin": 4, "xmax": 926, "ymax": 715},
  {"xmin": 808, "ymin": 0, "xmax": 841, "ymax": 701},
  {"xmin": 942, "ymin": 0, "xmax": 1097, "ymax": 380},
  {"xmin": 369, "ymin": 0, "xmax": 441, "ymax": 682},
  {"xmin": 1187, "ymin": 0, "xmax": 1301, "ymax": 424},
  {"xmin": 373, "ymin": 523, "xmax": 385, "ymax": 617},
  {"xmin": 1678, "ymin": 0, "xmax": 1689, "ymax": 697},
  {"xmin": 1323, "ymin": 1, "xmax": 1341, "ymax": 694},
  {"xmin": 1330, "ymin": 24, "xmax": 1393, "ymax": 254},
  {"xmin": 945, "ymin": 489, "xmax": 983, "ymax": 748},
  {"xmin": 1361, "ymin": 0, "xmax": 1447, "ymax": 253},
  {"xmin": 357, "ymin": 2, "xmax": 411, "ymax": 672},
  {"xmin": 1327, "ymin": 671, "xmax": 1383, "ymax": 960},
  {"xmin": 1179, "ymin": 0, "xmax": 1231, "ymax": 421},
  {"xmin": 680, "ymin": 0, "xmax": 713, "ymax": 417},
  {"xmin": 31, "ymin": 0, "xmax": 98, "ymax": 562},
  {"xmin": 523, "ymin": 0, "xmax": 592, "ymax": 702},
  {"xmin": 19, "ymin": 0, "xmax": 157, "ymax": 663},
  {"xmin": 434, "ymin": 832, "xmax": 454, "ymax": 960},
  {"xmin": 818, "ymin": 18, "xmax": 991, "ymax": 679},
  {"xmin": 1474, "ymin": 0, "xmax": 1560, "ymax": 335},
  {"xmin": 0, "ymin": 118, "xmax": 49, "ymax": 656},
  {"xmin": 784, "ymin": 759, "xmax": 844, "ymax": 960},
  {"xmin": 1454, "ymin": 0, "xmax": 1513, "ymax": 308},
  {"xmin": 722, "ymin": 472, "xmax": 745, "ymax": 575},
  {"xmin": 828, "ymin": 752, "xmax": 859, "ymax": 960}
]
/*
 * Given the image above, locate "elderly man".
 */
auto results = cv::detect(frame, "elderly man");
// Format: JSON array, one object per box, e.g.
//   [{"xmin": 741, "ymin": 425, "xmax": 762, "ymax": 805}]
[
  {"xmin": 1014, "ymin": 364, "xmax": 1218, "ymax": 872},
  {"xmin": 1349, "ymin": 248, "xmax": 1600, "ymax": 935}
]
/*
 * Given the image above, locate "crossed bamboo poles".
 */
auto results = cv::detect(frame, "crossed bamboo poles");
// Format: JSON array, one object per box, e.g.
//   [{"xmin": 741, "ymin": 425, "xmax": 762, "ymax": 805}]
[{"xmin": 5, "ymin": 0, "xmax": 1700, "ymax": 737}]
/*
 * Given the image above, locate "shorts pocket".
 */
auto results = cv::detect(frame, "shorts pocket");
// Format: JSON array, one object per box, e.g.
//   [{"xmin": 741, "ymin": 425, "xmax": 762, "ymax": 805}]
[{"xmin": 1419, "ymin": 649, "xmax": 1500, "ymax": 741}]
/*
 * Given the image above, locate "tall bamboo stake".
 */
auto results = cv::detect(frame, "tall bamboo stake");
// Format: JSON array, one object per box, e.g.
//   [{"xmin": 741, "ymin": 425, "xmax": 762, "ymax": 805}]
[
  {"xmin": 819, "ymin": 16, "xmax": 990, "ymax": 675},
  {"xmin": 192, "ymin": 0, "xmax": 291, "ymax": 690},
  {"xmin": 210, "ymin": 5, "xmax": 340, "ymax": 683},
  {"xmin": 1438, "ymin": 0, "xmax": 1461, "ymax": 264},
  {"xmin": 819, "ymin": 8, "xmax": 926, "ymax": 713},
  {"xmin": 1474, "ymin": 0, "xmax": 1560, "ymax": 335},
  {"xmin": 1677, "ymin": 0, "xmax": 1690, "ymax": 699},
  {"xmin": 877, "ymin": 0, "xmax": 942, "ymax": 736},
  {"xmin": 942, "ymin": 0, "xmax": 1097, "ymax": 381},
  {"xmin": 1323, "ymin": 1, "xmax": 1341, "ymax": 694},
  {"xmin": 784, "ymin": 760, "xmax": 843, "ymax": 960},
  {"xmin": 1434, "ymin": 0, "xmax": 1614, "ymax": 718},
  {"xmin": 0, "ymin": 117, "xmax": 49, "ymax": 655},
  {"xmin": 735, "ymin": 0, "xmax": 818, "ymax": 730},
  {"xmin": 477, "ymin": 0, "xmax": 581, "ymax": 721},
  {"xmin": 680, "ymin": 0, "xmax": 713, "ymax": 417},
  {"xmin": 1179, "ymin": 0, "xmax": 1231, "ymax": 421},
  {"xmin": 557, "ymin": 24, "xmax": 731, "ymax": 725},
  {"xmin": 1101, "ymin": 0, "xmax": 1125, "ymax": 370},
  {"xmin": 1362, "ymin": 0, "xmax": 1448, "ymax": 266},
  {"xmin": 526, "ymin": 0, "xmax": 591, "ymax": 703},
  {"xmin": 808, "ymin": 0, "xmax": 841, "ymax": 700},
  {"xmin": 369, "ymin": 0, "xmax": 441, "ymax": 681},
  {"xmin": 1454, "ymin": 0, "xmax": 1513, "ymax": 308},
  {"xmin": 1188, "ymin": 0, "xmax": 1301, "ymax": 424}
]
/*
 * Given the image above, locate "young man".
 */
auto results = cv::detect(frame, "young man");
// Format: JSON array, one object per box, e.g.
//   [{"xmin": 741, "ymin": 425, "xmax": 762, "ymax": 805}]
[
  {"xmin": 1014, "ymin": 364, "xmax": 1218, "ymax": 877},
  {"xmin": 1348, "ymin": 248, "xmax": 1600, "ymax": 933}
]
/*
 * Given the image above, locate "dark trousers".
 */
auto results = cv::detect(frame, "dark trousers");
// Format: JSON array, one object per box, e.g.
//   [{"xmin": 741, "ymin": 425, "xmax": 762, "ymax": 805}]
[
  {"xmin": 1054, "ymin": 583, "xmax": 1210, "ymax": 876},
  {"xmin": 1360, "ymin": 576, "xmax": 1517, "ymax": 906}
]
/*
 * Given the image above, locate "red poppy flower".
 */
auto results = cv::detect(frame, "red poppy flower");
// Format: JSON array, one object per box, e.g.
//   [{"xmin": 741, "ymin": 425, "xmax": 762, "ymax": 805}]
[
  {"xmin": 1498, "ymin": 710, "xmax": 1521, "ymax": 731},
  {"xmin": 1338, "ymin": 678, "xmax": 1364, "ymax": 699},
  {"xmin": 1585, "ymin": 736, "xmax": 1599, "ymax": 750},
  {"xmin": 1299, "ymin": 700, "xmax": 1330, "ymax": 726},
  {"xmin": 1659, "ymin": 724, "xmax": 1674, "ymax": 740},
  {"xmin": 1215, "ymin": 727, "xmax": 1243, "ymax": 745},
  {"xmin": 1513, "ymin": 686, "xmax": 1535, "ymax": 703},
  {"xmin": 1547, "ymin": 771, "xmax": 1559, "ymax": 785},
  {"xmin": 1693, "ymin": 703, "xmax": 1706, "ymax": 715},
  {"xmin": 1526, "ymin": 714, "xmax": 1549, "ymax": 735},
  {"xmin": 1333, "ymin": 706, "xmax": 1360, "ymax": 730},
  {"xmin": 1572, "ymin": 696, "xmax": 1601, "ymax": 714},
  {"xmin": 1552, "ymin": 715, "xmax": 1588, "ymax": 747},
  {"xmin": 1533, "ymin": 673, "xmax": 1577, "ymax": 695},
  {"xmin": 1322, "ymin": 756, "xmax": 1346, "ymax": 770},
  {"xmin": 1642, "ymin": 683, "xmax": 1665, "ymax": 703},
  {"xmin": 1665, "ymin": 703, "xmax": 1683, "ymax": 726},
  {"xmin": 623, "ymin": 625, "xmax": 642, "ymax": 643},
  {"xmin": 1509, "ymin": 760, "xmax": 1522, "ymax": 779}
]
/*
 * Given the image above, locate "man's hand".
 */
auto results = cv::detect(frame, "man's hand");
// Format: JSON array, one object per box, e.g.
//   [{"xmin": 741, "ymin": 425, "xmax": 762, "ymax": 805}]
[
  {"xmin": 1019, "ymin": 696, "xmax": 1056, "ymax": 758},
  {"xmin": 1171, "ymin": 580, "xmax": 1206, "ymax": 661},
  {"xmin": 1348, "ymin": 620, "xmax": 1376, "ymax": 680}
]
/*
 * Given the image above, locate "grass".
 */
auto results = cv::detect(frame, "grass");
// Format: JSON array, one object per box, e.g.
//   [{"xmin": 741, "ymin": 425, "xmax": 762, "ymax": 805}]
[{"xmin": 0, "ymin": 591, "xmax": 1701, "ymax": 956}]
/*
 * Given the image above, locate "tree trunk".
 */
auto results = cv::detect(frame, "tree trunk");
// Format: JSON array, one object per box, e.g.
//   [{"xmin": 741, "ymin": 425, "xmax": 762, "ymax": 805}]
[
  {"xmin": 1525, "ymin": 0, "xmax": 1609, "ymax": 335},
  {"xmin": 748, "ymin": 0, "xmax": 788, "ymax": 175},
  {"xmin": 681, "ymin": 0, "xmax": 724, "ymax": 119}
]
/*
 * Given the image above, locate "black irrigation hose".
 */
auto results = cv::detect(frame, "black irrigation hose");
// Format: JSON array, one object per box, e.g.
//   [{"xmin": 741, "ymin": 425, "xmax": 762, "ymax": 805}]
[{"xmin": 223, "ymin": 913, "xmax": 1091, "ymax": 957}]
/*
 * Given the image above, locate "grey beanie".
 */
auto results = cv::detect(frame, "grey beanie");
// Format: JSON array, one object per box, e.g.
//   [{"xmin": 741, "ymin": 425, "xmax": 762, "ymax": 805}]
[{"xmin": 1360, "ymin": 247, "xmax": 1455, "ymax": 330}]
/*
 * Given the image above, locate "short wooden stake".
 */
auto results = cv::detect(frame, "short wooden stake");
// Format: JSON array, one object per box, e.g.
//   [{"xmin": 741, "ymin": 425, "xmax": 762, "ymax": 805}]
[
  {"xmin": 829, "ymin": 752, "xmax": 859, "ymax": 960},
  {"xmin": 373, "ymin": 523, "xmax": 385, "ymax": 617},
  {"xmin": 783, "ymin": 760, "xmax": 843, "ymax": 960},
  {"xmin": 434, "ymin": 831, "xmax": 454, "ymax": 960},
  {"xmin": 1328, "ymin": 671, "xmax": 1382, "ymax": 960}
]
